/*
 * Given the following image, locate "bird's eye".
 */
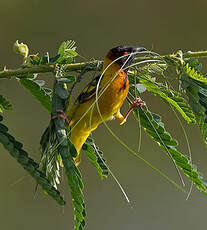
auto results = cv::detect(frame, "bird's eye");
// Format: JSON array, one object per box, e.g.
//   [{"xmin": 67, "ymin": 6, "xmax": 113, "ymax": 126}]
[{"xmin": 124, "ymin": 51, "xmax": 128, "ymax": 56}]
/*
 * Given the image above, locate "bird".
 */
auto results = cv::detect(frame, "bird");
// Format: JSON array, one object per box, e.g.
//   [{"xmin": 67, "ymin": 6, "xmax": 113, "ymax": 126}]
[{"xmin": 54, "ymin": 46, "xmax": 146, "ymax": 166}]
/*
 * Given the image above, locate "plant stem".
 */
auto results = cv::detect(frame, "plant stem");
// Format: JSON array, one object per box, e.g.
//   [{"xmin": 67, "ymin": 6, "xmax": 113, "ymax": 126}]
[
  {"xmin": 0, "ymin": 65, "xmax": 53, "ymax": 79},
  {"xmin": 1, "ymin": 50, "xmax": 207, "ymax": 79},
  {"xmin": 183, "ymin": 50, "xmax": 207, "ymax": 58}
]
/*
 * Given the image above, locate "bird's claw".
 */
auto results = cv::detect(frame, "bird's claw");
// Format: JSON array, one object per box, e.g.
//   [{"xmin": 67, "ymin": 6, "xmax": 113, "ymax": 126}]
[
  {"xmin": 124, "ymin": 97, "xmax": 145, "ymax": 120},
  {"xmin": 132, "ymin": 97, "xmax": 146, "ymax": 107}
]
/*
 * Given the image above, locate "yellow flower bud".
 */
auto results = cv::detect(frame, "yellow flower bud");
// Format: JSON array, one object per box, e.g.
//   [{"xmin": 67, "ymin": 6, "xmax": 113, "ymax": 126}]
[{"xmin": 13, "ymin": 40, "xmax": 29, "ymax": 58}]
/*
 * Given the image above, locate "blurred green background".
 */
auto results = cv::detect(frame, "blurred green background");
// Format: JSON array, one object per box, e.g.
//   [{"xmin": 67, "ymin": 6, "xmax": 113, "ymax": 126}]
[{"xmin": 1, "ymin": 0, "xmax": 207, "ymax": 229}]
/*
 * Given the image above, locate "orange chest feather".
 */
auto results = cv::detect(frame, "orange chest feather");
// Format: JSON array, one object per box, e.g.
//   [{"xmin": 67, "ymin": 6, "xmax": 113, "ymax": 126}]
[
  {"xmin": 101, "ymin": 57, "xmax": 129, "ymax": 96},
  {"xmin": 98, "ymin": 70, "xmax": 129, "ymax": 114},
  {"xmin": 68, "ymin": 63, "xmax": 129, "ymax": 126}
]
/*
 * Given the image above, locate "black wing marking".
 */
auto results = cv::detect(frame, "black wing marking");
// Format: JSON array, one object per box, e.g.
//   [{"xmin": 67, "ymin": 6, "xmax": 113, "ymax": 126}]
[{"xmin": 77, "ymin": 75, "xmax": 101, "ymax": 104}]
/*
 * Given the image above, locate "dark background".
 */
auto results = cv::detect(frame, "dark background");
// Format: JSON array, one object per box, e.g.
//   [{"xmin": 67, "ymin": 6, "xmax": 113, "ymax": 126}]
[{"xmin": 1, "ymin": 0, "xmax": 207, "ymax": 229}]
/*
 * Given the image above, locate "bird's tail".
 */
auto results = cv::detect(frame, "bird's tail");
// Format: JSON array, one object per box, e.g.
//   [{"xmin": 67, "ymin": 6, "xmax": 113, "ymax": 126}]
[{"xmin": 70, "ymin": 123, "xmax": 91, "ymax": 166}]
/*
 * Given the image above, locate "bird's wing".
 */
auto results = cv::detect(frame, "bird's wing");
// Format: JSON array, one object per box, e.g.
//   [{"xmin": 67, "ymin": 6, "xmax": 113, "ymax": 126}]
[
  {"xmin": 77, "ymin": 75, "xmax": 101, "ymax": 104},
  {"xmin": 67, "ymin": 75, "xmax": 102, "ymax": 123}
]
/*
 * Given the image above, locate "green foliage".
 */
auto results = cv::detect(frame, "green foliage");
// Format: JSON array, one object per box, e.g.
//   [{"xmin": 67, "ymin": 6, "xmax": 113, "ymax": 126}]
[
  {"xmin": 19, "ymin": 78, "xmax": 52, "ymax": 113},
  {"xmin": 28, "ymin": 54, "xmax": 53, "ymax": 65},
  {"xmin": 26, "ymin": 40, "xmax": 77, "ymax": 66},
  {"xmin": 133, "ymin": 106, "xmax": 207, "ymax": 194},
  {"xmin": 181, "ymin": 59, "xmax": 207, "ymax": 144},
  {"xmin": 184, "ymin": 63, "xmax": 207, "ymax": 84},
  {"xmin": 57, "ymin": 75, "xmax": 76, "ymax": 84},
  {"xmin": 83, "ymin": 138, "xmax": 109, "ymax": 179},
  {"xmin": 57, "ymin": 40, "xmax": 78, "ymax": 64},
  {"xmin": 51, "ymin": 83, "xmax": 86, "ymax": 230},
  {"xmin": 36, "ymin": 41, "xmax": 87, "ymax": 229},
  {"xmin": 40, "ymin": 124, "xmax": 61, "ymax": 189},
  {"xmin": 128, "ymin": 59, "xmax": 207, "ymax": 194},
  {"xmin": 0, "ymin": 95, "xmax": 12, "ymax": 113},
  {"xmin": 130, "ymin": 65, "xmax": 196, "ymax": 123},
  {"xmin": 3, "ymin": 39, "xmax": 207, "ymax": 230},
  {"xmin": 0, "ymin": 115, "xmax": 65, "ymax": 205}
]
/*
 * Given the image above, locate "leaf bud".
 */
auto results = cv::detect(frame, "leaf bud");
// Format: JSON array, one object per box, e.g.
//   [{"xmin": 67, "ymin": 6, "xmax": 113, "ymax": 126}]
[{"xmin": 13, "ymin": 40, "xmax": 29, "ymax": 58}]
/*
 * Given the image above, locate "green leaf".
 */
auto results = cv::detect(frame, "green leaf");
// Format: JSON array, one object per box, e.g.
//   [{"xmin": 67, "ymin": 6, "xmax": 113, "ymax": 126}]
[
  {"xmin": 51, "ymin": 87, "xmax": 86, "ymax": 230},
  {"xmin": 83, "ymin": 138, "xmax": 109, "ymax": 179},
  {"xmin": 39, "ymin": 56, "xmax": 49, "ymax": 65},
  {"xmin": 58, "ymin": 40, "xmax": 76, "ymax": 55},
  {"xmin": 133, "ymin": 106, "xmax": 207, "ymax": 194},
  {"xmin": 181, "ymin": 60, "xmax": 207, "ymax": 144},
  {"xmin": 28, "ymin": 54, "xmax": 40, "ymax": 65},
  {"xmin": 57, "ymin": 77, "xmax": 75, "ymax": 83},
  {"xmin": 184, "ymin": 63, "xmax": 207, "ymax": 84},
  {"xmin": 57, "ymin": 40, "xmax": 78, "ymax": 64},
  {"xmin": 19, "ymin": 78, "xmax": 52, "ymax": 113},
  {"xmin": 135, "ymin": 73, "xmax": 195, "ymax": 123},
  {"xmin": 0, "ymin": 95, "xmax": 12, "ymax": 113},
  {"xmin": 0, "ymin": 115, "xmax": 65, "ymax": 205},
  {"xmin": 54, "ymin": 84, "xmax": 69, "ymax": 100},
  {"xmin": 49, "ymin": 54, "xmax": 61, "ymax": 63},
  {"xmin": 43, "ymin": 88, "xmax": 53, "ymax": 95},
  {"xmin": 63, "ymin": 75, "xmax": 76, "ymax": 82},
  {"xmin": 136, "ymin": 83, "xmax": 146, "ymax": 93},
  {"xmin": 56, "ymin": 56, "xmax": 73, "ymax": 64},
  {"xmin": 57, "ymin": 75, "xmax": 76, "ymax": 84},
  {"xmin": 34, "ymin": 80, "xmax": 45, "ymax": 87},
  {"xmin": 40, "ymin": 124, "xmax": 61, "ymax": 189}
]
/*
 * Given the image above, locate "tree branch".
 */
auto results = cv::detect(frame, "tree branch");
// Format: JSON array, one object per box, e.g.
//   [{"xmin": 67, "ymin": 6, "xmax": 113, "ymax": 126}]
[
  {"xmin": 183, "ymin": 50, "xmax": 207, "ymax": 58},
  {"xmin": 1, "ymin": 50, "xmax": 207, "ymax": 79},
  {"xmin": 0, "ymin": 65, "xmax": 53, "ymax": 79}
]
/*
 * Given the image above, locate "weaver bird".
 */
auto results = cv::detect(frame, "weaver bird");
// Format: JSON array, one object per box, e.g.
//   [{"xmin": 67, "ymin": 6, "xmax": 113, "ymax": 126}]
[{"xmin": 55, "ymin": 46, "xmax": 146, "ymax": 165}]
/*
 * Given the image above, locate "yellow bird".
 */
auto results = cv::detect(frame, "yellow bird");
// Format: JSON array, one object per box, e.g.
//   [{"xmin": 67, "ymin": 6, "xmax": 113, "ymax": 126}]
[{"xmin": 56, "ymin": 46, "xmax": 146, "ymax": 165}]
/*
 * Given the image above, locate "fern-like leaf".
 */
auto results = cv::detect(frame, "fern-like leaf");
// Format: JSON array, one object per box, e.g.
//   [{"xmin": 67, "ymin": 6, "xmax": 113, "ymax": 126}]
[
  {"xmin": 0, "ymin": 95, "xmax": 12, "ymax": 113},
  {"xmin": 133, "ymin": 106, "xmax": 207, "ymax": 194},
  {"xmin": 133, "ymin": 72, "xmax": 195, "ymax": 123},
  {"xmin": 40, "ymin": 124, "xmax": 61, "ymax": 189},
  {"xmin": 0, "ymin": 115, "xmax": 65, "ymax": 205},
  {"xmin": 52, "ymin": 84, "xmax": 86, "ymax": 230},
  {"xmin": 83, "ymin": 138, "xmax": 109, "ymax": 179},
  {"xmin": 19, "ymin": 78, "xmax": 52, "ymax": 113},
  {"xmin": 184, "ymin": 63, "xmax": 207, "ymax": 84},
  {"xmin": 57, "ymin": 40, "xmax": 78, "ymax": 64},
  {"xmin": 181, "ymin": 60, "xmax": 207, "ymax": 144}
]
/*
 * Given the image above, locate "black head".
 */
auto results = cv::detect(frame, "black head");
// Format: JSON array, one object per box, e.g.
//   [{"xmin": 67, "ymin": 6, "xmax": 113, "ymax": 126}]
[{"xmin": 106, "ymin": 45, "xmax": 146, "ymax": 69}]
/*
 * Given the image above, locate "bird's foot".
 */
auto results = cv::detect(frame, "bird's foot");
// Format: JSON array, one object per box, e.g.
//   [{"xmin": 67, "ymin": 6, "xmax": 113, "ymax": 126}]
[
  {"xmin": 115, "ymin": 110, "xmax": 126, "ymax": 125},
  {"xmin": 51, "ymin": 110, "xmax": 70, "ymax": 126},
  {"xmin": 124, "ymin": 97, "xmax": 145, "ymax": 120}
]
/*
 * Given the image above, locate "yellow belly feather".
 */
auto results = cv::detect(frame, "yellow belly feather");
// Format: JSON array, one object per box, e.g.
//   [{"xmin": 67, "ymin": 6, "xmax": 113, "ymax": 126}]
[{"xmin": 67, "ymin": 62, "xmax": 129, "ymax": 165}]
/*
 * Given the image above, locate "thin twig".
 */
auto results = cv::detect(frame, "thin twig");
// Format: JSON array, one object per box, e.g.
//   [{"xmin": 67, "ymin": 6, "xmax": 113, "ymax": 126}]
[{"xmin": 1, "ymin": 50, "xmax": 207, "ymax": 79}]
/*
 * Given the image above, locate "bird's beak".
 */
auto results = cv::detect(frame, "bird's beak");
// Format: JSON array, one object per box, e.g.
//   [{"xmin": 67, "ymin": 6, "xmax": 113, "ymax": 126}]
[
  {"xmin": 122, "ymin": 46, "xmax": 146, "ymax": 70},
  {"xmin": 131, "ymin": 46, "xmax": 146, "ymax": 54}
]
